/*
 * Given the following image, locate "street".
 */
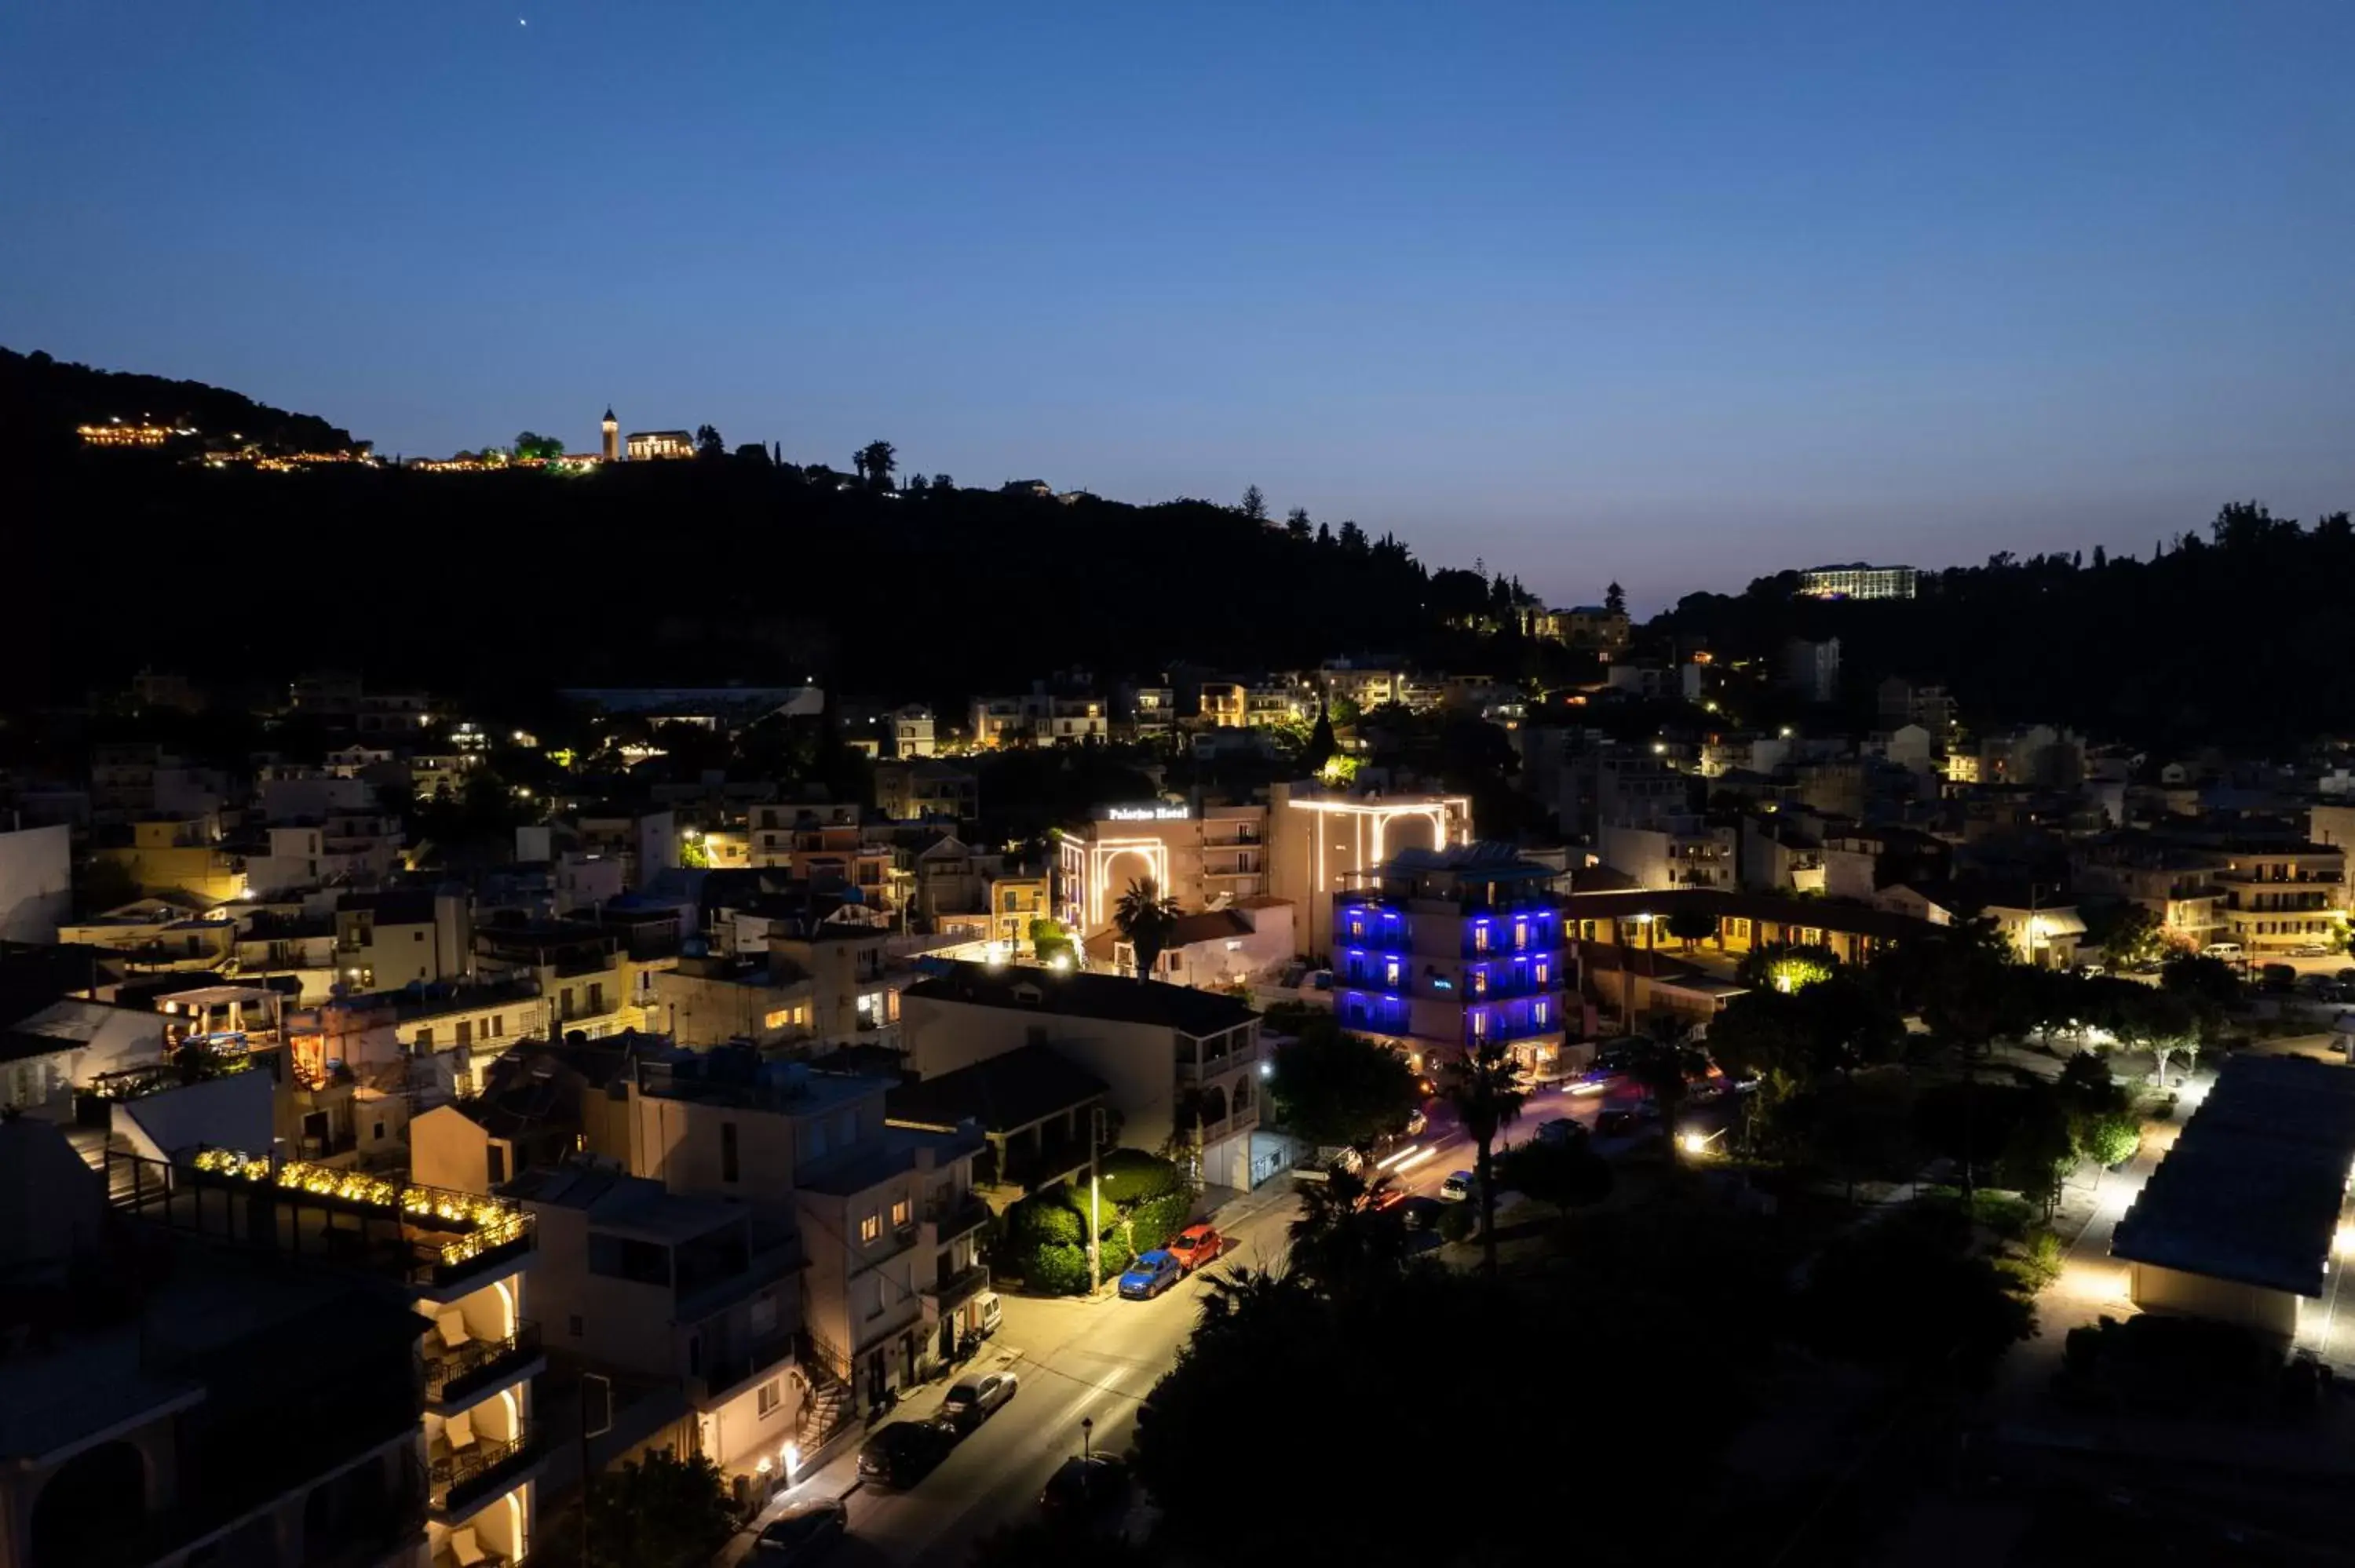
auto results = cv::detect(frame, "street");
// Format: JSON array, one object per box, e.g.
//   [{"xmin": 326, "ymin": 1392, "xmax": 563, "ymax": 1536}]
[
  {"xmin": 723, "ymin": 1078, "xmax": 1650, "ymax": 1566},
  {"xmin": 721, "ymin": 1173, "xmax": 1305, "ymax": 1568}
]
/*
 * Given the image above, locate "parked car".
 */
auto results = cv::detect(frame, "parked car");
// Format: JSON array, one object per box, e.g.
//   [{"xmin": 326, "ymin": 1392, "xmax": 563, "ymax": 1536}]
[
  {"xmin": 1118, "ymin": 1250, "xmax": 1184, "ymax": 1300},
  {"xmin": 1395, "ymin": 1195, "xmax": 1446, "ymax": 1232},
  {"xmin": 1438, "ymin": 1170, "xmax": 1475, "ymax": 1202},
  {"xmin": 856, "ymin": 1421, "xmax": 958, "ymax": 1488},
  {"xmin": 2290, "ymin": 943, "xmax": 2332, "ymax": 957},
  {"xmin": 940, "ymin": 1369, "xmax": 1019, "ymax": 1431},
  {"xmin": 1404, "ymin": 1107, "xmax": 1428, "ymax": 1136},
  {"xmin": 2262, "ymin": 964, "xmax": 2298, "ymax": 991},
  {"xmin": 975, "ymin": 1291, "xmax": 1003, "ymax": 1339},
  {"xmin": 755, "ymin": 1498, "xmax": 849, "ymax": 1563},
  {"xmin": 1595, "ymin": 1108, "xmax": 1639, "ymax": 1137},
  {"xmin": 1535, "ymin": 1118, "xmax": 1587, "ymax": 1146},
  {"xmin": 1166, "ymin": 1223, "xmax": 1229, "ymax": 1273},
  {"xmin": 2203, "ymin": 942, "xmax": 2244, "ymax": 961},
  {"xmin": 1039, "ymin": 1454, "xmax": 1132, "ymax": 1522}
]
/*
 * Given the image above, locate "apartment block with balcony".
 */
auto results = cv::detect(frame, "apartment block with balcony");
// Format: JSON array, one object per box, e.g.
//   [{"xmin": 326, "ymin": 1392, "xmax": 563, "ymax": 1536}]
[
  {"xmin": 899, "ymin": 962, "xmax": 1267, "ymax": 1191},
  {"xmin": 2214, "ymin": 843, "xmax": 2349, "ymax": 953},
  {"xmin": 619, "ymin": 1054, "xmax": 979, "ymax": 1419},
  {"xmin": 1333, "ymin": 844, "xmax": 1572, "ymax": 1078},
  {"xmin": 505, "ymin": 1164, "xmax": 812, "ymax": 1479},
  {"xmin": 475, "ymin": 917, "xmax": 667, "ymax": 1037},
  {"xmin": 104, "ymin": 1137, "xmax": 546, "ymax": 1568},
  {"xmin": 0, "ymin": 1122, "xmax": 435, "ymax": 1568},
  {"xmin": 794, "ymin": 1125, "xmax": 988, "ymax": 1413},
  {"xmin": 2072, "ymin": 836, "xmax": 2233, "ymax": 953},
  {"xmin": 1599, "ymin": 816, "xmax": 1738, "ymax": 892}
]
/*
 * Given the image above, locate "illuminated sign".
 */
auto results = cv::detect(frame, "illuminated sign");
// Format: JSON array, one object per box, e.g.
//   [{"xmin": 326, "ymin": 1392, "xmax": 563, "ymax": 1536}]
[{"xmin": 1101, "ymin": 804, "xmax": 1192, "ymax": 822}]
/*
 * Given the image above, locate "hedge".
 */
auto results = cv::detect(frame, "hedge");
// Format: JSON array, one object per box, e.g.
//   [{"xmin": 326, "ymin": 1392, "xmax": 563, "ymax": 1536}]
[
  {"xmin": 1024, "ymin": 1242, "xmax": 1090, "ymax": 1296},
  {"xmin": 1006, "ymin": 1194, "xmax": 1085, "ymax": 1248},
  {"xmin": 1120, "ymin": 1191, "xmax": 1196, "ymax": 1260},
  {"xmin": 1094, "ymin": 1149, "xmax": 1182, "ymax": 1208}
]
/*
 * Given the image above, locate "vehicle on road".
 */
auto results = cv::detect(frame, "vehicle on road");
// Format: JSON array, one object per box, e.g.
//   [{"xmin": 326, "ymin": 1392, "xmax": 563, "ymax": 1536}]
[
  {"xmin": 1166, "ymin": 1223, "xmax": 1228, "ymax": 1273},
  {"xmin": 2203, "ymin": 942, "xmax": 2244, "ymax": 960},
  {"xmin": 1595, "ymin": 1108, "xmax": 1639, "ymax": 1137},
  {"xmin": 940, "ymin": 1369, "xmax": 1019, "ymax": 1431},
  {"xmin": 2290, "ymin": 943, "xmax": 2333, "ymax": 957},
  {"xmin": 1395, "ymin": 1194, "xmax": 1445, "ymax": 1231},
  {"xmin": 754, "ymin": 1498, "xmax": 849, "ymax": 1562},
  {"xmin": 1039, "ymin": 1454, "xmax": 1131, "ymax": 1523},
  {"xmin": 1118, "ymin": 1249, "xmax": 1184, "ymax": 1299},
  {"xmin": 976, "ymin": 1291, "xmax": 1002, "ymax": 1338},
  {"xmin": 1535, "ymin": 1117, "xmax": 1587, "ymax": 1146},
  {"xmin": 1438, "ymin": 1170, "xmax": 1475, "ymax": 1202},
  {"xmin": 856, "ymin": 1421, "xmax": 958, "ymax": 1488}
]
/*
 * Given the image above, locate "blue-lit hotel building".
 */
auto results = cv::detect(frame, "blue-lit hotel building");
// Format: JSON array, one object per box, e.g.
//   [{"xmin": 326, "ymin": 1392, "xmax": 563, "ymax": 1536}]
[{"xmin": 1331, "ymin": 845, "xmax": 1577, "ymax": 1077}]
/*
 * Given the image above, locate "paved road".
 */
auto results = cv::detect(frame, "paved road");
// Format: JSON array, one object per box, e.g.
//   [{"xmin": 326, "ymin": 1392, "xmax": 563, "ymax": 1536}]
[
  {"xmin": 726, "ymin": 1080, "xmax": 1670, "ymax": 1566},
  {"xmin": 726, "ymin": 1176, "xmax": 1303, "ymax": 1568}
]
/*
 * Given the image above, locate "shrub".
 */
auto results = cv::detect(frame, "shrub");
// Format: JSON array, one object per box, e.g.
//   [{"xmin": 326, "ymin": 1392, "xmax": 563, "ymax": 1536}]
[
  {"xmin": 1024, "ymin": 1242, "xmax": 1090, "ymax": 1296},
  {"xmin": 1967, "ymin": 1191, "xmax": 2036, "ymax": 1242},
  {"xmin": 1096, "ymin": 1149, "xmax": 1183, "ymax": 1207},
  {"xmin": 2013, "ymin": 1227, "xmax": 2064, "ymax": 1292},
  {"xmin": 1006, "ymin": 1195, "xmax": 1084, "ymax": 1248},
  {"xmin": 1437, "ymin": 1203, "xmax": 1478, "ymax": 1244},
  {"xmin": 2078, "ymin": 1110, "xmax": 2141, "ymax": 1169},
  {"xmin": 1122, "ymin": 1191, "xmax": 1195, "ymax": 1259}
]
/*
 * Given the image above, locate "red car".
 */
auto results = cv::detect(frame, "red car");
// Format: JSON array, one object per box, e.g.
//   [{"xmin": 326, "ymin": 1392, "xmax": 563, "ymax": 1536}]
[{"xmin": 1165, "ymin": 1223, "xmax": 1229, "ymax": 1273}]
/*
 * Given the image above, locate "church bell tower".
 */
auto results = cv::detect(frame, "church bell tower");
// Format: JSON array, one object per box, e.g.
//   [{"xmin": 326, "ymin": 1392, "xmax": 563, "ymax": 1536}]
[{"xmin": 601, "ymin": 407, "xmax": 619, "ymax": 462}]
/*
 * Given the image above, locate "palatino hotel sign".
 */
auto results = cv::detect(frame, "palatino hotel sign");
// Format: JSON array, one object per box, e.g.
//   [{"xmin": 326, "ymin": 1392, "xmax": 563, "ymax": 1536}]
[{"xmin": 1099, "ymin": 803, "xmax": 1192, "ymax": 822}]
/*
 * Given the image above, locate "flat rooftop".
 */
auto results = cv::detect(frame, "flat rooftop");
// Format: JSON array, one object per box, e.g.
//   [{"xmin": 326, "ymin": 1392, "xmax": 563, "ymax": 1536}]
[{"xmin": 2112, "ymin": 1056, "xmax": 2355, "ymax": 1297}]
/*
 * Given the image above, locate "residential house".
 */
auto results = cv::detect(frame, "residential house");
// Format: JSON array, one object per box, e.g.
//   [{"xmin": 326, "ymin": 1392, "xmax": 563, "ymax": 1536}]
[{"xmin": 899, "ymin": 962, "xmax": 1268, "ymax": 1190}]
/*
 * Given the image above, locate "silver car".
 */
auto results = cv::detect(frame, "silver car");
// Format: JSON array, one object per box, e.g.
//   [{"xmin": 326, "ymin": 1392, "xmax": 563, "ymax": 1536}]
[{"xmin": 940, "ymin": 1369, "xmax": 1018, "ymax": 1430}]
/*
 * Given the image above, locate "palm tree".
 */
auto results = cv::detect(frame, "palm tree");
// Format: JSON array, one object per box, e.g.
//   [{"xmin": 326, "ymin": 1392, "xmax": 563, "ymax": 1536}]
[
  {"xmin": 1113, "ymin": 877, "xmax": 1182, "ymax": 982},
  {"xmin": 1630, "ymin": 1024, "xmax": 1699, "ymax": 1167},
  {"xmin": 1286, "ymin": 1163, "xmax": 1404, "ymax": 1298},
  {"xmin": 1438, "ymin": 1037, "xmax": 1527, "ymax": 1277}
]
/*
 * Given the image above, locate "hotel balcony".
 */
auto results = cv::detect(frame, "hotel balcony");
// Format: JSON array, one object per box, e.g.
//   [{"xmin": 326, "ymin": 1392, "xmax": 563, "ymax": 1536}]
[
  {"xmin": 424, "ymin": 1319, "xmax": 545, "ymax": 1413},
  {"xmin": 110, "ymin": 1149, "xmax": 535, "ymax": 1299},
  {"xmin": 428, "ymin": 1422, "xmax": 549, "ymax": 1522}
]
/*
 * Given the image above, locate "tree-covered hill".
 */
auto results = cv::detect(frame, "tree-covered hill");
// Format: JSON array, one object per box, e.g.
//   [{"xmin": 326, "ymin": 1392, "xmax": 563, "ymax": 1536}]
[
  {"xmin": 1655, "ymin": 502, "xmax": 2355, "ymax": 749},
  {"xmin": 0, "ymin": 346, "xmax": 361, "ymax": 459}
]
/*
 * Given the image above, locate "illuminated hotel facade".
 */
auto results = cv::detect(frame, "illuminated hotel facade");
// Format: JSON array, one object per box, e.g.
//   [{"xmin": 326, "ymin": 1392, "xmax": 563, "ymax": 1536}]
[
  {"xmin": 1266, "ymin": 782, "xmax": 1473, "ymax": 954},
  {"xmin": 1332, "ymin": 845, "xmax": 1571, "ymax": 1077},
  {"xmin": 1055, "ymin": 783, "xmax": 1474, "ymax": 959},
  {"xmin": 1056, "ymin": 801, "xmax": 1267, "ymax": 935}
]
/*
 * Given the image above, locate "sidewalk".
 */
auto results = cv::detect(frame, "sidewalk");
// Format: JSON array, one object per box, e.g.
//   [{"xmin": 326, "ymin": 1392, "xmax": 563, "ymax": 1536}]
[{"xmin": 711, "ymin": 1355, "xmax": 991, "ymax": 1565}]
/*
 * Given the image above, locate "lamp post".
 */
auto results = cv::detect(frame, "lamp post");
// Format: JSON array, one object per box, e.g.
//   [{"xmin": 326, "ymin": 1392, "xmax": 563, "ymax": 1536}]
[
  {"xmin": 1082, "ymin": 1416, "xmax": 1095, "ymax": 1463},
  {"xmin": 1086, "ymin": 1107, "xmax": 1107, "ymax": 1295}
]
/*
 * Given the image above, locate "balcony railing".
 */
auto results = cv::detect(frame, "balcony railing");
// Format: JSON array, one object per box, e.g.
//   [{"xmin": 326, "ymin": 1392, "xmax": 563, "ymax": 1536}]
[
  {"xmin": 425, "ymin": 1320, "xmax": 543, "ymax": 1407},
  {"xmin": 430, "ymin": 1425, "xmax": 546, "ymax": 1518},
  {"xmin": 924, "ymin": 1190, "xmax": 991, "ymax": 1242},
  {"xmin": 921, "ymin": 1261, "xmax": 991, "ymax": 1311}
]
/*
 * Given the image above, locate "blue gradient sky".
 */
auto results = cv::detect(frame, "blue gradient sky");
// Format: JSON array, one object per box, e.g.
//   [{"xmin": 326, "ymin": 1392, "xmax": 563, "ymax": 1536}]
[{"xmin": 5, "ymin": 1, "xmax": 2350, "ymax": 610}]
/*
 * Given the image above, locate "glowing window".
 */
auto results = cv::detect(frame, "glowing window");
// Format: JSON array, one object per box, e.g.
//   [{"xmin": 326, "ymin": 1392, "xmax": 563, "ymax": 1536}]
[{"xmin": 860, "ymin": 1214, "xmax": 881, "ymax": 1244}]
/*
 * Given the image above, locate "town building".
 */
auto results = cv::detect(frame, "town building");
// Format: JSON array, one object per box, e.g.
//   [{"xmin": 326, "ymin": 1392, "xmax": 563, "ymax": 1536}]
[
  {"xmin": 1082, "ymin": 898, "xmax": 1297, "ymax": 986},
  {"xmin": 887, "ymin": 704, "xmax": 937, "ymax": 757},
  {"xmin": 874, "ymin": 758, "xmax": 977, "ymax": 822},
  {"xmin": 626, "ymin": 429, "xmax": 695, "ymax": 461},
  {"xmin": 1797, "ymin": 563, "xmax": 1919, "ymax": 600},
  {"xmin": 1332, "ymin": 844, "xmax": 1572, "ymax": 1078},
  {"xmin": 2112, "ymin": 1055, "xmax": 2355, "ymax": 1342},
  {"xmin": 1265, "ymin": 782, "xmax": 1473, "ymax": 953},
  {"xmin": 105, "ymin": 1128, "xmax": 548, "ymax": 1568},
  {"xmin": 0, "ymin": 822, "xmax": 70, "ymax": 943},
  {"xmin": 0, "ymin": 1120, "xmax": 441, "ymax": 1568},
  {"xmin": 1054, "ymin": 800, "xmax": 1270, "ymax": 937},
  {"xmin": 900, "ymin": 963, "xmax": 1270, "ymax": 1190}
]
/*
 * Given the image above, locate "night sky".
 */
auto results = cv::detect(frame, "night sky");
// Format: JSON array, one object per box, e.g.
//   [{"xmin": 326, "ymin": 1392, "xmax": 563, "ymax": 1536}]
[{"xmin": 4, "ymin": 1, "xmax": 2350, "ymax": 610}]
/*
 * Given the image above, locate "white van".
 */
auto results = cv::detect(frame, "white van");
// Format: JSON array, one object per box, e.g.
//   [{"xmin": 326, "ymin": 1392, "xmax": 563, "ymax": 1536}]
[
  {"xmin": 976, "ymin": 1291, "xmax": 1002, "ymax": 1339},
  {"xmin": 2202, "ymin": 943, "xmax": 2244, "ymax": 961}
]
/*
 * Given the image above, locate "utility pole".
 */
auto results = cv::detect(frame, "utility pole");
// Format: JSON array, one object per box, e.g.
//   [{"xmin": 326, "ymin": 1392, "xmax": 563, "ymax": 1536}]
[{"xmin": 1086, "ymin": 1107, "xmax": 1107, "ymax": 1295}]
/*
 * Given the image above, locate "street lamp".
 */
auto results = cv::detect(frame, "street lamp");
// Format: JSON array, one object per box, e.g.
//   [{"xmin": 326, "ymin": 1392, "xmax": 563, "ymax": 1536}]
[{"xmin": 1082, "ymin": 1416, "xmax": 1095, "ymax": 1463}]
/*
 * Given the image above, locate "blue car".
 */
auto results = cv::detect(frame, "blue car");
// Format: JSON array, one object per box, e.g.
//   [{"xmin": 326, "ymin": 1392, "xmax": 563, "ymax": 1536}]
[{"xmin": 1118, "ymin": 1249, "xmax": 1182, "ymax": 1300}]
